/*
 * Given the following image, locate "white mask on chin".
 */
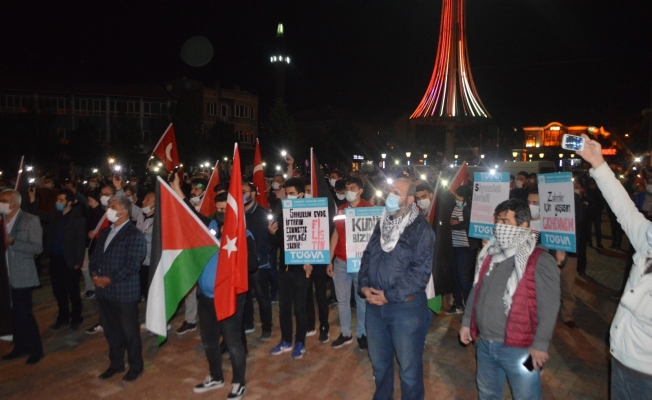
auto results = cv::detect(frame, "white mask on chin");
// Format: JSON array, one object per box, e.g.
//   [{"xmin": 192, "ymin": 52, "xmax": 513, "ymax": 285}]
[{"xmin": 272, "ymin": 182, "xmax": 281, "ymax": 191}]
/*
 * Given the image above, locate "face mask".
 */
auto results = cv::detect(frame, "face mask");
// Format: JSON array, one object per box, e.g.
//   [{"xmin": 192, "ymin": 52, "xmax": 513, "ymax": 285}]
[
  {"xmin": 0, "ymin": 203, "xmax": 11, "ymax": 214},
  {"xmin": 529, "ymin": 204, "xmax": 540, "ymax": 219},
  {"xmin": 384, "ymin": 193, "xmax": 401, "ymax": 214},
  {"xmin": 142, "ymin": 205, "xmax": 153, "ymax": 214},
  {"xmin": 45, "ymin": 183, "xmax": 54, "ymax": 189},
  {"xmin": 574, "ymin": 189, "xmax": 581, "ymax": 195},
  {"xmin": 88, "ymin": 183, "xmax": 98, "ymax": 189},
  {"xmin": 493, "ymin": 223, "xmax": 530, "ymax": 250},
  {"xmin": 214, "ymin": 212, "xmax": 225, "ymax": 224},
  {"xmin": 190, "ymin": 193, "xmax": 204, "ymax": 205},
  {"xmin": 272, "ymin": 182, "xmax": 281, "ymax": 190},
  {"xmin": 106, "ymin": 208, "xmax": 120, "ymax": 223},
  {"xmin": 329, "ymin": 178, "xmax": 338, "ymax": 188},
  {"xmin": 304, "ymin": 193, "xmax": 313, "ymax": 198},
  {"xmin": 455, "ymin": 200, "xmax": 464, "ymax": 208},
  {"xmin": 243, "ymin": 193, "xmax": 253, "ymax": 205},
  {"xmin": 55, "ymin": 203, "xmax": 66, "ymax": 212},
  {"xmin": 287, "ymin": 194, "xmax": 298, "ymax": 200},
  {"xmin": 515, "ymin": 180, "xmax": 524, "ymax": 189},
  {"xmin": 345, "ymin": 191, "xmax": 359, "ymax": 203},
  {"xmin": 417, "ymin": 198, "xmax": 431, "ymax": 211},
  {"xmin": 336, "ymin": 193, "xmax": 346, "ymax": 201},
  {"xmin": 528, "ymin": 179, "xmax": 535, "ymax": 185},
  {"xmin": 100, "ymin": 195, "xmax": 110, "ymax": 206}
]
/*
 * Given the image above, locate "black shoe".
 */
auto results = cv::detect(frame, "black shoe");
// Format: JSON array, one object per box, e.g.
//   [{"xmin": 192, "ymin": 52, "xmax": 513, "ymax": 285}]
[
  {"xmin": 2, "ymin": 350, "xmax": 27, "ymax": 361},
  {"xmin": 70, "ymin": 319, "xmax": 84, "ymax": 331},
  {"xmin": 26, "ymin": 354, "xmax": 43, "ymax": 365},
  {"xmin": 319, "ymin": 326, "xmax": 330, "ymax": 344},
  {"xmin": 50, "ymin": 321, "xmax": 68, "ymax": 330},
  {"xmin": 260, "ymin": 330, "xmax": 272, "ymax": 341},
  {"xmin": 227, "ymin": 383, "xmax": 246, "ymax": 400},
  {"xmin": 176, "ymin": 321, "xmax": 197, "ymax": 335},
  {"xmin": 357, "ymin": 335, "xmax": 368, "ymax": 350},
  {"xmin": 83, "ymin": 290, "xmax": 95, "ymax": 300},
  {"xmin": 98, "ymin": 367, "xmax": 126, "ymax": 380},
  {"xmin": 122, "ymin": 369, "xmax": 142, "ymax": 382},
  {"xmin": 331, "ymin": 334, "xmax": 353, "ymax": 348}
]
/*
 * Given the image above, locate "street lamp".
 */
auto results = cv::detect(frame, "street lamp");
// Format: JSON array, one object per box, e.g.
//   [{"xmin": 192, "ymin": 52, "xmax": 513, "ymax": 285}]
[
  {"xmin": 395, "ymin": 160, "xmax": 400, "ymax": 165},
  {"xmin": 108, "ymin": 157, "xmax": 115, "ymax": 165},
  {"xmin": 539, "ymin": 153, "xmax": 544, "ymax": 159},
  {"xmin": 405, "ymin": 152, "xmax": 411, "ymax": 158},
  {"xmin": 454, "ymin": 154, "xmax": 458, "ymax": 159},
  {"xmin": 381, "ymin": 153, "xmax": 386, "ymax": 159},
  {"xmin": 512, "ymin": 151, "xmax": 518, "ymax": 158},
  {"xmin": 528, "ymin": 154, "xmax": 533, "ymax": 160},
  {"xmin": 423, "ymin": 154, "xmax": 428, "ymax": 159}
]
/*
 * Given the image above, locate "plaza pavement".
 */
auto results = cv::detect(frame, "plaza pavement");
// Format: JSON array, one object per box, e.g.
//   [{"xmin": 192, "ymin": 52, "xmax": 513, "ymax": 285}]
[{"xmin": 0, "ymin": 224, "xmax": 627, "ymax": 399}]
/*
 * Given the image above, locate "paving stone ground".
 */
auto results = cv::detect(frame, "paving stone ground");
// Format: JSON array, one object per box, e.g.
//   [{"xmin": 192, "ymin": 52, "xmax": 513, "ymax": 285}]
[{"xmin": 0, "ymin": 217, "xmax": 628, "ymax": 399}]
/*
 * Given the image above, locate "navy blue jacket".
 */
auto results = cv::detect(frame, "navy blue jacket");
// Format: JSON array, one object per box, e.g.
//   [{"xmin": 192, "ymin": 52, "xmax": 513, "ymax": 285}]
[
  {"xmin": 359, "ymin": 215, "xmax": 435, "ymax": 303},
  {"xmin": 244, "ymin": 202, "xmax": 272, "ymax": 268},
  {"xmin": 89, "ymin": 221, "xmax": 147, "ymax": 302}
]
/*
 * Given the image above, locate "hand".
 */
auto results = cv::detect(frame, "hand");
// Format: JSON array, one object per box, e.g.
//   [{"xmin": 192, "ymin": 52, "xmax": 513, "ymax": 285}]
[
  {"xmin": 369, "ymin": 197, "xmax": 376, "ymax": 206},
  {"xmin": 481, "ymin": 239, "xmax": 488, "ymax": 247},
  {"xmin": 112, "ymin": 176, "xmax": 124, "ymax": 190},
  {"xmin": 88, "ymin": 230, "xmax": 96, "ymax": 239},
  {"xmin": 92, "ymin": 275, "xmax": 112, "ymax": 288},
  {"xmin": 459, "ymin": 327, "xmax": 473, "ymax": 345},
  {"xmin": 6, "ymin": 235, "xmax": 15, "ymax": 246},
  {"xmin": 28, "ymin": 188, "xmax": 36, "ymax": 203},
  {"xmin": 576, "ymin": 134, "xmax": 605, "ymax": 169},
  {"xmin": 169, "ymin": 175, "xmax": 184, "ymax": 198},
  {"xmin": 365, "ymin": 287, "xmax": 388, "ymax": 305},
  {"xmin": 326, "ymin": 263, "xmax": 333, "ymax": 277},
  {"xmin": 529, "ymin": 348, "xmax": 549, "ymax": 371},
  {"xmin": 74, "ymin": 264, "xmax": 81, "ymax": 270},
  {"xmin": 360, "ymin": 286, "xmax": 372, "ymax": 299},
  {"xmin": 303, "ymin": 264, "xmax": 313, "ymax": 278},
  {"xmin": 450, "ymin": 219, "xmax": 460, "ymax": 226},
  {"xmin": 555, "ymin": 250, "xmax": 566, "ymax": 265},
  {"xmin": 268, "ymin": 221, "xmax": 278, "ymax": 235},
  {"xmin": 285, "ymin": 155, "xmax": 294, "ymax": 165}
]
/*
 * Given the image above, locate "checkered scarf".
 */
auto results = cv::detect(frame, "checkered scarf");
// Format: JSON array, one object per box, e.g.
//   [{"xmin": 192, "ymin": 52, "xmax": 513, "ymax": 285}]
[
  {"xmin": 473, "ymin": 223, "xmax": 537, "ymax": 315},
  {"xmin": 379, "ymin": 203, "xmax": 420, "ymax": 252}
]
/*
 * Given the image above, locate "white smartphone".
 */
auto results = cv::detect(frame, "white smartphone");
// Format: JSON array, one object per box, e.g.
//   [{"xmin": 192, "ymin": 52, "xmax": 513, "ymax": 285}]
[{"xmin": 561, "ymin": 134, "xmax": 585, "ymax": 152}]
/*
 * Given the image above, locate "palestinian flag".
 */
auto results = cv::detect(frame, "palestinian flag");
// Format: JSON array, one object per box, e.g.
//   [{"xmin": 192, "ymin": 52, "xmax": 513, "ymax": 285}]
[{"xmin": 146, "ymin": 176, "xmax": 219, "ymax": 342}]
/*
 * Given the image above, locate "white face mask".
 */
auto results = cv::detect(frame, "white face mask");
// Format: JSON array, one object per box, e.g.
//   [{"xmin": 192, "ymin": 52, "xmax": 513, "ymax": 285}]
[
  {"xmin": 106, "ymin": 208, "xmax": 120, "ymax": 223},
  {"xmin": 336, "ymin": 193, "xmax": 346, "ymax": 201},
  {"xmin": 515, "ymin": 180, "xmax": 524, "ymax": 189},
  {"xmin": 100, "ymin": 195, "xmax": 110, "ymax": 206},
  {"xmin": 88, "ymin": 182, "xmax": 98, "ymax": 189},
  {"xmin": 529, "ymin": 204, "xmax": 540, "ymax": 219},
  {"xmin": 329, "ymin": 178, "xmax": 338, "ymax": 188},
  {"xmin": 0, "ymin": 203, "xmax": 11, "ymax": 214},
  {"xmin": 417, "ymin": 198, "xmax": 431, "ymax": 211},
  {"xmin": 304, "ymin": 194, "xmax": 313, "ymax": 198},
  {"xmin": 286, "ymin": 194, "xmax": 298, "ymax": 200},
  {"xmin": 190, "ymin": 196, "xmax": 202, "ymax": 205},
  {"xmin": 142, "ymin": 205, "xmax": 153, "ymax": 215},
  {"xmin": 345, "ymin": 191, "xmax": 359, "ymax": 203},
  {"xmin": 272, "ymin": 182, "xmax": 281, "ymax": 190}
]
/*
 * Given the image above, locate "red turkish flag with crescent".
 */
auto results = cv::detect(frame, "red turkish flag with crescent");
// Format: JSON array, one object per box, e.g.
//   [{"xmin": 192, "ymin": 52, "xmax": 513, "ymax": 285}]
[
  {"xmin": 252, "ymin": 139, "xmax": 268, "ymax": 208},
  {"xmin": 198, "ymin": 160, "xmax": 221, "ymax": 217},
  {"xmin": 152, "ymin": 123, "xmax": 183, "ymax": 180},
  {"xmin": 214, "ymin": 144, "xmax": 248, "ymax": 321}
]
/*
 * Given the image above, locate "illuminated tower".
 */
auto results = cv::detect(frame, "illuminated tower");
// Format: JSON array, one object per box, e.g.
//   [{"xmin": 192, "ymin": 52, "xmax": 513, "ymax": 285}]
[
  {"xmin": 270, "ymin": 23, "xmax": 290, "ymax": 100},
  {"xmin": 410, "ymin": 0, "xmax": 491, "ymax": 161}
]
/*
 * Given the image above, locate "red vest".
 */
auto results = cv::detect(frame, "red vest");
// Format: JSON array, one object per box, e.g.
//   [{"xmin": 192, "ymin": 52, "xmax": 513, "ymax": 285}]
[{"xmin": 470, "ymin": 248, "xmax": 544, "ymax": 348}]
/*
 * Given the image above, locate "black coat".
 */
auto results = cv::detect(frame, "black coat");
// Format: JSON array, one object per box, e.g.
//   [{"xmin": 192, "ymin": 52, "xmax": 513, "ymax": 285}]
[{"xmin": 44, "ymin": 210, "xmax": 86, "ymax": 269}]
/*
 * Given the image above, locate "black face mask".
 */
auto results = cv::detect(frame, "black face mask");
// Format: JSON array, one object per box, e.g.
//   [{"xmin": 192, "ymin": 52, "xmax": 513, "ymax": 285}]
[{"xmin": 214, "ymin": 212, "xmax": 225, "ymax": 224}]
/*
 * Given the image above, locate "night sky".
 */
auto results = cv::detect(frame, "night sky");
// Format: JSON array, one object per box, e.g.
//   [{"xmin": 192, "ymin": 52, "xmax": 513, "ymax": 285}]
[{"xmin": 1, "ymin": 0, "xmax": 651, "ymax": 134}]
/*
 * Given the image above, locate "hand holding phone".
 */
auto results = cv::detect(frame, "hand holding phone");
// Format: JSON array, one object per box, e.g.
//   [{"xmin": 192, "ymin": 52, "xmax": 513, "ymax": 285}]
[{"xmin": 561, "ymin": 134, "xmax": 585, "ymax": 152}]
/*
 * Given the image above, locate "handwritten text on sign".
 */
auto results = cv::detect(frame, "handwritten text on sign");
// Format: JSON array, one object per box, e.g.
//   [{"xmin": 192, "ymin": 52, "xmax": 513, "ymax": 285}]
[
  {"xmin": 469, "ymin": 172, "xmax": 510, "ymax": 240},
  {"xmin": 537, "ymin": 172, "xmax": 576, "ymax": 252},
  {"xmin": 345, "ymin": 207, "xmax": 383, "ymax": 273},
  {"xmin": 282, "ymin": 198, "xmax": 330, "ymax": 264}
]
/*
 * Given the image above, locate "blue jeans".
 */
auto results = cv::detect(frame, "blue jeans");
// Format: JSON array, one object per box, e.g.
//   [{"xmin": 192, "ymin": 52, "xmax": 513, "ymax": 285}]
[
  {"xmin": 366, "ymin": 291, "xmax": 431, "ymax": 400},
  {"xmin": 611, "ymin": 357, "xmax": 652, "ymax": 400},
  {"xmin": 476, "ymin": 340, "xmax": 541, "ymax": 400},
  {"xmin": 333, "ymin": 258, "xmax": 366, "ymax": 338}
]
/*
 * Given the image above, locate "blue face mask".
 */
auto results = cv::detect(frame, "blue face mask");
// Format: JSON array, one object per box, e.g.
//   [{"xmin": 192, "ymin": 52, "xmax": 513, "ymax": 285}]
[
  {"xmin": 385, "ymin": 193, "xmax": 401, "ymax": 213},
  {"xmin": 55, "ymin": 202, "xmax": 66, "ymax": 212},
  {"xmin": 456, "ymin": 200, "xmax": 464, "ymax": 208}
]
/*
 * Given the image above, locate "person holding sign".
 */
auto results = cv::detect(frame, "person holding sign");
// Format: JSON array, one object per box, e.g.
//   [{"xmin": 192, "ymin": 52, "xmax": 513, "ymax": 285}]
[
  {"xmin": 460, "ymin": 198, "xmax": 560, "ymax": 400},
  {"xmin": 359, "ymin": 178, "xmax": 435, "ymax": 400},
  {"xmin": 576, "ymin": 134, "xmax": 652, "ymax": 399},
  {"xmin": 268, "ymin": 178, "xmax": 313, "ymax": 360},
  {"xmin": 327, "ymin": 176, "xmax": 373, "ymax": 350}
]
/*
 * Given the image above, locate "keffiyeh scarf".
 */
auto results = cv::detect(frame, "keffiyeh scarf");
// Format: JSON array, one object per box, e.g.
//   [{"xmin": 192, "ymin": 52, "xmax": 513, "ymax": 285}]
[
  {"xmin": 473, "ymin": 223, "xmax": 538, "ymax": 315},
  {"xmin": 379, "ymin": 203, "xmax": 420, "ymax": 252}
]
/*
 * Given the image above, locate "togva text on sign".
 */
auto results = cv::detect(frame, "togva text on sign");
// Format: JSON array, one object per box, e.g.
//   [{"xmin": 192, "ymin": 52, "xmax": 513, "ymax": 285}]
[
  {"xmin": 537, "ymin": 172, "xmax": 576, "ymax": 252},
  {"xmin": 282, "ymin": 198, "xmax": 330, "ymax": 264},
  {"xmin": 344, "ymin": 206, "xmax": 384, "ymax": 273},
  {"xmin": 469, "ymin": 172, "xmax": 510, "ymax": 240}
]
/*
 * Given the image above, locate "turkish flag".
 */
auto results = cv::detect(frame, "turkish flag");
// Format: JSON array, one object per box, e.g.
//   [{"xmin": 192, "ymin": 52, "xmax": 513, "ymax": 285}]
[
  {"xmin": 214, "ymin": 144, "xmax": 248, "ymax": 321},
  {"xmin": 152, "ymin": 124, "xmax": 182, "ymax": 179},
  {"xmin": 252, "ymin": 139, "xmax": 268, "ymax": 208},
  {"xmin": 448, "ymin": 163, "xmax": 468, "ymax": 195},
  {"xmin": 198, "ymin": 160, "xmax": 221, "ymax": 217}
]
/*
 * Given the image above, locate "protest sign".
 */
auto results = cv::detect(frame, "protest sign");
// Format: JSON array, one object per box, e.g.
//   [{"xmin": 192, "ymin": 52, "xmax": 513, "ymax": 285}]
[
  {"xmin": 282, "ymin": 198, "xmax": 330, "ymax": 264},
  {"xmin": 469, "ymin": 171, "xmax": 510, "ymax": 239},
  {"xmin": 537, "ymin": 172, "xmax": 576, "ymax": 252},
  {"xmin": 344, "ymin": 206, "xmax": 384, "ymax": 272}
]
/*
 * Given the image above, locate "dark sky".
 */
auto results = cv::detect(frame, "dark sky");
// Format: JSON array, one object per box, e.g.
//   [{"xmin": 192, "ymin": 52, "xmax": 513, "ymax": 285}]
[{"xmin": 1, "ymin": 0, "xmax": 651, "ymax": 133}]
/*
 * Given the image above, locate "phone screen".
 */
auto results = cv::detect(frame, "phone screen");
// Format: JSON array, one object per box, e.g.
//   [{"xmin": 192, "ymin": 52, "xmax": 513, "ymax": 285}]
[{"xmin": 562, "ymin": 134, "xmax": 585, "ymax": 151}]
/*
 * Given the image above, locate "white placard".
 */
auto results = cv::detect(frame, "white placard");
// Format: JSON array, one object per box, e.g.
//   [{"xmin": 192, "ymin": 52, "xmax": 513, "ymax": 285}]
[
  {"xmin": 282, "ymin": 198, "xmax": 330, "ymax": 264},
  {"xmin": 537, "ymin": 172, "xmax": 576, "ymax": 252},
  {"xmin": 344, "ymin": 206, "xmax": 384, "ymax": 273},
  {"xmin": 469, "ymin": 172, "xmax": 510, "ymax": 239}
]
